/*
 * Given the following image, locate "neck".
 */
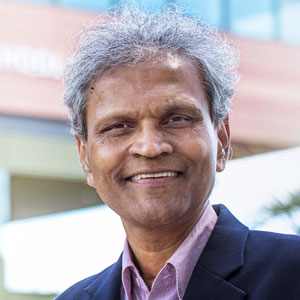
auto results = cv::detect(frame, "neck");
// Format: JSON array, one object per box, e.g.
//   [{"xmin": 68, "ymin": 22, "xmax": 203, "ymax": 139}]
[{"xmin": 122, "ymin": 208, "xmax": 206, "ymax": 289}]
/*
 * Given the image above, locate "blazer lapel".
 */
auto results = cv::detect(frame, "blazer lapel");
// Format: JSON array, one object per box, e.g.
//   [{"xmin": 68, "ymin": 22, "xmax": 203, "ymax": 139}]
[{"xmin": 183, "ymin": 205, "xmax": 249, "ymax": 300}]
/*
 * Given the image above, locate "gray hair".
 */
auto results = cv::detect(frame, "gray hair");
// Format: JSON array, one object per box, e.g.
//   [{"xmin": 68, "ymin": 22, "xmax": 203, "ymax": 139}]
[{"xmin": 63, "ymin": 4, "xmax": 240, "ymax": 140}]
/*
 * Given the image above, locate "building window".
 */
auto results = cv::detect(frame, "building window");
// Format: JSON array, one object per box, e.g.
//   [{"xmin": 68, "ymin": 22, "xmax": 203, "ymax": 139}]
[
  {"xmin": 280, "ymin": 0, "xmax": 300, "ymax": 44},
  {"xmin": 59, "ymin": 0, "xmax": 116, "ymax": 11},
  {"xmin": 176, "ymin": 0, "xmax": 222, "ymax": 27},
  {"xmin": 229, "ymin": 0, "xmax": 275, "ymax": 40}
]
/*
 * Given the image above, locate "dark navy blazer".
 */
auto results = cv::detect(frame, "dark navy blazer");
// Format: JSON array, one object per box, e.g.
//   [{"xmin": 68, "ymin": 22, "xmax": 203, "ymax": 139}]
[{"xmin": 56, "ymin": 205, "xmax": 300, "ymax": 300}]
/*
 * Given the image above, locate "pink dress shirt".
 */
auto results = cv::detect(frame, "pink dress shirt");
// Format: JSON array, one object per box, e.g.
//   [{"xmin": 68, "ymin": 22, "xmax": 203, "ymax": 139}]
[{"xmin": 121, "ymin": 203, "xmax": 218, "ymax": 300}]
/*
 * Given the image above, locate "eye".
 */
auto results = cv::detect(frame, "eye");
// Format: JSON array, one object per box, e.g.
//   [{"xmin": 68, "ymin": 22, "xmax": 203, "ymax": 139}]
[
  {"xmin": 169, "ymin": 116, "xmax": 190, "ymax": 123},
  {"xmin": 162, "ymin": 114, "xmax": 192, "ymax": 127},
  {"xmin": 112, "ymin": 123, "xmax": 128, "ymax": 129},
  {"xmin": 102, "ymin": 122, "xmax": 134, "ymax": 134}
]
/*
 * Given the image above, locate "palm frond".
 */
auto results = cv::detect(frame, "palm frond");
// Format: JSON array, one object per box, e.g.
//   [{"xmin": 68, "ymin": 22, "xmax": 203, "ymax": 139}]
[{"xmin": 267, "ymin": 191, "xmax": 300, "ymax": 217}]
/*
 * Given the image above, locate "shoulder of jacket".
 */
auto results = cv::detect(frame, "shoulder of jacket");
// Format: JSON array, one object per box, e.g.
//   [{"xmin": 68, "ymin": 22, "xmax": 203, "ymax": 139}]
[
  {"xmin": 248, "ymin": 229, "xmax": 300, "ymax": 246},
  {"xmin": 246, "ymin": 229, "xmax": 300, "ymax": 262},
  {"xmin": 55, "ymin": 262, "xmax": 117, "ymax": 299}
]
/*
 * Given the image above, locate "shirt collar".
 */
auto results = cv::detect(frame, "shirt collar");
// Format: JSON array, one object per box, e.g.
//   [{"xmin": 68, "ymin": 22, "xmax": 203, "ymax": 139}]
[
  {"xmin": 167, "ymin": 203, "xmax": 217, "ymax": 298},
  {"xmin": 121, "ymin": 203, "xmax": 217, "ymax": 299}
]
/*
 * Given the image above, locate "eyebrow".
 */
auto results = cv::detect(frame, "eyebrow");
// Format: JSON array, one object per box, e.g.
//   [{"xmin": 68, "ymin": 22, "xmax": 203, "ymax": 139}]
[
  {"xmin": 161, "ymin": 102, "xmax": 205, "ymax": 116},
  {"xmin": 94, "ymin": 100, "xmax": 205, "ymax": 129}
]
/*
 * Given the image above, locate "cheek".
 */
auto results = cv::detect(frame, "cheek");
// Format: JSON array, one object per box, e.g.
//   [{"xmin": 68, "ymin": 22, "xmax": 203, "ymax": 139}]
[
  {"xmin": 189, "ymin": 143, "xmax": 216, "ymax": 171},
  {"xmin": 190, "ymin": 127, "xmax": 218, "ymax": 160},
  {"xmin": 88, "ymin": 142, "xmax": 125, "ymax": 183}
]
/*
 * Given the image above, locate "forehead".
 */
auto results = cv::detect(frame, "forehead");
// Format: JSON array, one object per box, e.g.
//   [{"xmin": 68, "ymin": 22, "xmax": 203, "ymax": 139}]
[
  {"xmin": 87, "ymin": 55, "xmax": 209, "ymax": 117},
  {"xmin": 93, "ymin": 55, "xmax": 202, "ymax": 92}
]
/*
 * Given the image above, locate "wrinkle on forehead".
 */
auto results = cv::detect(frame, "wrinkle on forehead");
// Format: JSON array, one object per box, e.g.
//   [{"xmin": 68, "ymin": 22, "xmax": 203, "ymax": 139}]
[
  {"xmin": 92, "ymin": 58, "xmax": 203, "ymax": 96},
  {"xmin": 91, "ymin": 52, "xmax": 194, "ymax": 85},
  {"xmin": 86, "ymin": 55, "xmax": 208, "ymax": 120}
]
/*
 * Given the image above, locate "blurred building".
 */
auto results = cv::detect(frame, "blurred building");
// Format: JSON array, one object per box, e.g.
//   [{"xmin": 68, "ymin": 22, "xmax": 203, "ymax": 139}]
[{"xmin": 0, "ymin": 0, "xmax": 299, "ymax": 298}]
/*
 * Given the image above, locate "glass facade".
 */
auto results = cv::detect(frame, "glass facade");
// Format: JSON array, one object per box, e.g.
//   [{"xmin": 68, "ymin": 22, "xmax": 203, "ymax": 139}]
[
  {"xmin": 229, "ymin": 0, "xmax": 275, "ymax": 40},
  {"xmin": 229, "ymin": 0, "xmax": 300, "ymax": 43},
  {"xmin": 176, "ymin": 0, "xmax": 222, "ymax": 27},
  {"xmin": 134, "ymin": 0, "xmax": 168, "ymax": 12},
  {"xmin": 7, "ymin": 0, "xmax": 300, "ymax": 43},
  {"xmin": 280, "ymin": 0, "xmax": 300, "ymax": 43},
  {"xmin": 59, "ymin": 0, "xmax": 115, "ymax": 11}
]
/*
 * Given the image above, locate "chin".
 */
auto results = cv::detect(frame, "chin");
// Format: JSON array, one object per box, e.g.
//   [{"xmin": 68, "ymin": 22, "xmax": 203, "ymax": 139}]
[{"xmin": 129, "ymin": 207, "xmax": 187, "ymax": 228}]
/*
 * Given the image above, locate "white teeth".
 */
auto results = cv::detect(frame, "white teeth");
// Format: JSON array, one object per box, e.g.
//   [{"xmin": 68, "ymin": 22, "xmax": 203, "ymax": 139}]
[{"xmin": 131, "ymin": 172, "xmax": 178, "ymax": 181}]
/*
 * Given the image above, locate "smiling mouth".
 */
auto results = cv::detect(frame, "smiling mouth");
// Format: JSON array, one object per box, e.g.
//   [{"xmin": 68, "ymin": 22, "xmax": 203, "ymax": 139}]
[{"xmin": 128, "ymin": 171, "xmax": 181, "ymax": 181}]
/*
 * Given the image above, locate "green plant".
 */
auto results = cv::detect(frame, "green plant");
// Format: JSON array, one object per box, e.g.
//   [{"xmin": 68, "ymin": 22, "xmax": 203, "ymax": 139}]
[{"xmin": 265, "ymin": 190, "xmax": 300, "ymax": 234}]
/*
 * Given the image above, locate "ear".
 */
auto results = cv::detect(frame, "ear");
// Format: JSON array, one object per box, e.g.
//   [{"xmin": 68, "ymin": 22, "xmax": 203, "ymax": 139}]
[
  {"xmin": 75, "ymin": 135, "xmax": 95, "ymax": 187},
  {"xmin": 215, "ymin": 116, "xmax": 231, "ymax": 173}
]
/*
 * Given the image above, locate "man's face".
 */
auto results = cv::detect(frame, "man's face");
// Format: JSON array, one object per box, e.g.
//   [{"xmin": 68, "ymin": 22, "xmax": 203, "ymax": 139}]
[{"xmin": 77, "ymin": 55, "xmax": 229, "ymax": 228}]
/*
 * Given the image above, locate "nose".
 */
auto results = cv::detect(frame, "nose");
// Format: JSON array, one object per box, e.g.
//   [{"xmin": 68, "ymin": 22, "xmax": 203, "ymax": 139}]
[{"xmin": 129, "ymin": 122, "xmax": 173, "ymax": 158}]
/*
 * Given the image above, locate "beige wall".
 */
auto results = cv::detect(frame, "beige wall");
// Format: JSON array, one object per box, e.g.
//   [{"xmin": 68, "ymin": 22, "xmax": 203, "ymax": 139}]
[
  {"xmin": 0, "ymin": 131, "xmax": 82, "ymax": 180},
  {"xmin": 10, "ymin": 175, "xmax": 102, "ymax": 220},
  {"xmin": 0, "ymin": 128, "xmax": 104, "ymax": 219}
]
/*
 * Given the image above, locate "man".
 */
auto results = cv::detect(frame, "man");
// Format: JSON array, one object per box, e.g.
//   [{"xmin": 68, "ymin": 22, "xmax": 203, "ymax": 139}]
[{"xmin": 57, "ymin": 4, "xmax": 300, "ymax": 300}]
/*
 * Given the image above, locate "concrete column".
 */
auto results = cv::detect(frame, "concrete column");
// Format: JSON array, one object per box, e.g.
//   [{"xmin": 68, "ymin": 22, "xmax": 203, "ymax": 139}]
[{"xmin": 0, "ymin": 170, "xmax": 10, "ymax": 226}]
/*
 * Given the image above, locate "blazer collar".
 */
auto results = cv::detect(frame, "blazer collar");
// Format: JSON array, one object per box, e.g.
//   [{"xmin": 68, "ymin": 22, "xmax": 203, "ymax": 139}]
[{"xmin": 183, "ymin": 204, "xmax": 249, "ymax": 300}]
